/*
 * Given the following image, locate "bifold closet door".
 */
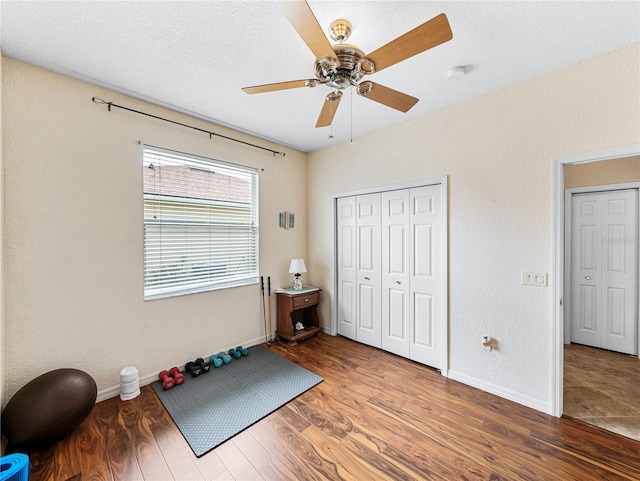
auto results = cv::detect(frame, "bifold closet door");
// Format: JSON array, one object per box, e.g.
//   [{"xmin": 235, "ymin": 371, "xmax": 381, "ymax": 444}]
[
  {"xmin": 409, "ymin": 185, "xmax": 443, "ymax": 368},
  {"xmin": 336, "ymin": 183, "xmax": 444, "ymax": 369},
  {"xmin": 356, "ymin": 193, "xmax": 382, "ymax": 348},
  {"xmin": 337, "ymin": 196, "xmax": 357, "ymax": 340},
  {"xmin": 382, "ymin": 189, "xmax": 410, "ymax": 357},
  {"xmin": 570, "ymin": 189, "xmax": 638, "ymax": 355}
]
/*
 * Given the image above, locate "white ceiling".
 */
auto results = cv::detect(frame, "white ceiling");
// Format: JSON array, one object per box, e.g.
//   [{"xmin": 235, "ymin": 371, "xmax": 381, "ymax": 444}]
[{"xmin": 1, "ymin": 1, "xmax": 638, "ymax": 153}]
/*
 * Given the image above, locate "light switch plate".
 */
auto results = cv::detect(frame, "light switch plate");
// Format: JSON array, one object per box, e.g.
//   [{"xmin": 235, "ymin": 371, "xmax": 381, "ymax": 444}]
[{"xmin": 522, "ymin": 272, "xmax": 547, "ymax": 287}]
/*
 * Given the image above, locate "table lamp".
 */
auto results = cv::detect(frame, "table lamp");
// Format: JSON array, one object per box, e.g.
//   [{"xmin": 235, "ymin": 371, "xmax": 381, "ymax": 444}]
[{"xmin": 289, "ymin": 258, "xmax": 307, "ymax": 290}]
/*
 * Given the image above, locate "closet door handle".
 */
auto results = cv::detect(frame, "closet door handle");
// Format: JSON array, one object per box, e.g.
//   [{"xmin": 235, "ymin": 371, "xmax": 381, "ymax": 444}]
[
  {"xmin": 364, "ymin": 276, "xmax": 370, "ymax": 281},
  {"xmin": 585, "ymin": 276, "xmax": 591, "ymax": 280},
  {"xmin": 395, "ymin": 281, "xmax": 401, "ymax": 285}
]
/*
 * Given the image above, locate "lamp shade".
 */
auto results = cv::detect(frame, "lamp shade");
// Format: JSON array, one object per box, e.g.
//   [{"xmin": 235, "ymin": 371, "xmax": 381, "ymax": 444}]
[{"xmin": 289, "ymin": 258, "xmax": 307, "ymax": 274}]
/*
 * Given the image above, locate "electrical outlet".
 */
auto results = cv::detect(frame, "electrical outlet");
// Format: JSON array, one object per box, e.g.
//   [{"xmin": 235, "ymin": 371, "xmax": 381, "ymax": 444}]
[{"xmin": 482, "ymin": 335, "xmax": 492, "ymax": 351}]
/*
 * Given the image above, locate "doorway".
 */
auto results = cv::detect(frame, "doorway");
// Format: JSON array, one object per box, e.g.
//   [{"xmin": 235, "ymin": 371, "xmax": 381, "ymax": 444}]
[{"xmin": 552, "ymin": 144, "xmax": 640, "ymax": 422}]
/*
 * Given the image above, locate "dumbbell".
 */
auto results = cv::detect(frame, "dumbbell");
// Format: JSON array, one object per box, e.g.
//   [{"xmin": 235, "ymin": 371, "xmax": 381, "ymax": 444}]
[
  {"xmin": 158, "ymin": 370, "xmax": 175, "ymax": 390},
  {"xmin": 217, "ymin": 351, "xmax": 232, "ymax": 364},
  {"xmin": 186, "ymin": 358, "xmax": 211, "ymax": 377},
  {"xmin": 228, "ymin": 348, "xmax": 242, "ymax": 359},
  {"xmin": 169, "ymin": 367, "xmax": 184, "ymax": 385},
  {"xmin": 195, "ymin": 357, "xmax": 211, "ymax": 373},
  {"xmin": 236, "ymin": 345, "xmax": 249, "ymax": 356},
  {"xmin": 209, "ymin": 354, "xmax": 224, "ymax": 368},
  {"xmin": 185, "ymin": 360, "xmax": 203, "ymax": 377}
]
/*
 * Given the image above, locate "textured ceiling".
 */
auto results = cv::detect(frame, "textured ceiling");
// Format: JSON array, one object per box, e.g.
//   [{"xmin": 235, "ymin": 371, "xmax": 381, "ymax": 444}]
[{"xmin": 1, "ymin": 1, "xmax": 639, "ymax": 153}]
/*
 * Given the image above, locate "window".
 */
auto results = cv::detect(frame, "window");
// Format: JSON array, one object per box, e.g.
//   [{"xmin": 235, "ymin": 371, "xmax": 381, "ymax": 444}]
[{"xmin": 143, "ymin": 146, "xmax": 259, "ymax": 300}]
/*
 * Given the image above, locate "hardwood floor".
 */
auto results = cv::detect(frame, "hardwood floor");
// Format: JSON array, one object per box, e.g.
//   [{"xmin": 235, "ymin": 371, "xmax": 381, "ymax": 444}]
[
  {"xmin": 564, "ymin": 343, "xmax": 640, "ymax": 441},
  {"xmin": 26, "ymin": 335, "xmax": 640, "ymax": 480}
]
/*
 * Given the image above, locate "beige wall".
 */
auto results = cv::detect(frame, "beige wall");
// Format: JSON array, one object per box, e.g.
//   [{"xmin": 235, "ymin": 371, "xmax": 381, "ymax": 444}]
[
  {"xmin": 2, "ymin": 58, "xmax": 307, "ymax": 402},
  {"xmin": 307, "ymin": 43, "xmax": 640, "ymax": 413},
  {"xmin": 564, "ymin": 155, "xmax": 640, "ymax": 188}
]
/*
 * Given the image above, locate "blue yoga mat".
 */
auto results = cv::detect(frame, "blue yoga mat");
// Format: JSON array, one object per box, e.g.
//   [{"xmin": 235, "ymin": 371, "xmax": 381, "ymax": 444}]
[
  {"xmin": 152, "ymin": 345, "xmax": 323, "ymax": 457},
  {"xmin": 0, "ymin": 453, "xmax": 29, "ymax": 481}
]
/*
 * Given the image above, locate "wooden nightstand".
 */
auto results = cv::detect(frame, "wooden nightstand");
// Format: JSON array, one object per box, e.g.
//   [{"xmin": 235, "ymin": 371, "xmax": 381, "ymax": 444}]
[{"xmin": 276, "ymin": 287, "xmax": 322, "ymax": 346}]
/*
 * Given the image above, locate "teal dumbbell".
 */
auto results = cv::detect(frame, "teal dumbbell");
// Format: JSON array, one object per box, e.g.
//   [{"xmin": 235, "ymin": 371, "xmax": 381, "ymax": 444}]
[
  {"xmin": 217, "ymin": 351, "xmax": 232, "ymax": 364},
  {"xmin": 209, "ymin": 354, "xmax": 223, "ymax": 368},
  {"xmin": 236, "ymin": 345, "xmax": 249, "ymax": 356},
  {"xmin": 228, "ymin": 348, "xmax": 242, "ymax": 359}
]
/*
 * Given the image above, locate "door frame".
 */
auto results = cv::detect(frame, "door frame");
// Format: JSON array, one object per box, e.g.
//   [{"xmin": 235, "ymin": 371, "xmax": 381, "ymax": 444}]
[
  {"xmin": 551, "ymin": 143, "xmax": 640, "ymax": 417},
  {"xmin": 331, "ymin": 175, "xmax": 449, "ymax": 375},
  {"xmin": 564, "ymin": 184, "xmax": 639, "ymax": 345}
]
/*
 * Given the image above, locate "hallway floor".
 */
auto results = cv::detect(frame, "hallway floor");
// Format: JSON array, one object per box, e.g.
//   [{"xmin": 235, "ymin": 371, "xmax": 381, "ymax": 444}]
[{"xmin": 564, "ymin": 343, "xmax": 640, "ymax": 441}]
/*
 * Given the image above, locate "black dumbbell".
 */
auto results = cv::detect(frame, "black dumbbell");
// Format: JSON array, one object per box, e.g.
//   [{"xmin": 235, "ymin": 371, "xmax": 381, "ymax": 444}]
[
  {"xmin": 195, "ymin": 357, "xmax": 211, "ymax": 373},
  {"xmin": 185, "ymin": 360, "xmax": 202, "ymax": 377},
  {"xmin": 186, "ymin": 358, "xmax": 211, "ymax": 377}
]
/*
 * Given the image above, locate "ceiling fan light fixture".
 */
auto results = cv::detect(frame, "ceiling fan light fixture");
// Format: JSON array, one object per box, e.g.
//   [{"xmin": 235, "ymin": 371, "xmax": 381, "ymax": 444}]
[
  {"xmin": 326, "ymin": 91, "xmax": 343, "ymax": 102},
  {"xmin": 356, "ymin": 81, "xmax": 374, "ymax": 97},
  {"xmin": 329, "ymin": 19, "xmax": 352, "ymax": 43}
]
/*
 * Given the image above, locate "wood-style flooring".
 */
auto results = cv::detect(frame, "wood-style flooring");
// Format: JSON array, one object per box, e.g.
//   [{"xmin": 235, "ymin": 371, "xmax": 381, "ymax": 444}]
[
  {"xmin": 564, "ymin": 343, "xmax": 640, "ymax": 441},
  {"xmin": 27, "ymin": 335, "xmax": 640, "ymax": 480}
]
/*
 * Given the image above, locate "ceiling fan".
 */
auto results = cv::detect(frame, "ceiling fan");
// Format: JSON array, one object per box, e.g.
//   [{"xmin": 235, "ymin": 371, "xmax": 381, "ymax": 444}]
[{"xmin": 242, "ymin": 1, "xmax": 453, "ymax": 128}]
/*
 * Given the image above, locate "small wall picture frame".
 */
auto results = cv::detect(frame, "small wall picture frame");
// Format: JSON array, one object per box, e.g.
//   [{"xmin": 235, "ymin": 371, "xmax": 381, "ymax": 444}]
[{"xmin": 280, "ymin": 211, "xmax": 295, "ymax": 229}]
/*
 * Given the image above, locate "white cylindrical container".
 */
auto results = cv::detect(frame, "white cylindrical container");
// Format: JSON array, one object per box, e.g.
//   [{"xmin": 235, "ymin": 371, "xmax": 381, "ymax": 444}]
[{"xmin": 120, "ymin": 366, "xmax": 140, "ymax": 401}]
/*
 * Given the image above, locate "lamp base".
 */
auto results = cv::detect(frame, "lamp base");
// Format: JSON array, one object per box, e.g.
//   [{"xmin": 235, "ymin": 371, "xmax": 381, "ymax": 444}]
[{"xmin": 293, "ymin": 276, "xmax": 303, "ymax": 291}]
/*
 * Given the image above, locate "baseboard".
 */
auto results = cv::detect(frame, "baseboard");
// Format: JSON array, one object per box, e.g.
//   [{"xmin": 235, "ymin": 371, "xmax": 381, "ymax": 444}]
[
  {"xmin": 447, "ymin": 370, "xmax": 552, "ymax": 415},
  {"xmin": 96, "ymin": 335, "xmax": 268, "ymax": 403}
]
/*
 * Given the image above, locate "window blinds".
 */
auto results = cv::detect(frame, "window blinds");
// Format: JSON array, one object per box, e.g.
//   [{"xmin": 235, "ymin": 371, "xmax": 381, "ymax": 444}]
[{"xmin": 143, "ymin": 146, "xmax": 259, "ymax": 299}]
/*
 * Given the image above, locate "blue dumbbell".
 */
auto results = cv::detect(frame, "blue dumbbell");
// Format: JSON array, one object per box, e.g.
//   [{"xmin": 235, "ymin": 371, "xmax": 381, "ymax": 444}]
[
  {"xmin": 217, "ymin": 351, "xmax": 232, "ymax": 364},
  {"xmin": 236, "ymin": 345, "xmax": 249, "ymax": 356},
  {"xmin": 209, "ymin": 354, "xmax": 223, "ymax": 368},
  {"xmin": 228, "ymin": 348, "xmax": 242, "ymax": 359}
]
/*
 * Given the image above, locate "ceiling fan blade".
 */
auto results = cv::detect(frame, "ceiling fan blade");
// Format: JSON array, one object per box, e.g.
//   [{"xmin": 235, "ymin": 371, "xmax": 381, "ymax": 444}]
[
  {"xmin": 280, "ymin": 0, "xmax": 336, "ymax": 61},
  {"xmin": 358, "ymin": 82, "xmax": 418, "ymax": 112},
  {"xmin": 316, "ymin": 95, "xmax": 342, "ymax": 127},
  {"xmin": 242, "ymin": 79, "xmax": 311, "ymax": 94},
  {"xmin": 365, "ymin": 13, "xmax": 452, "ymax": 73}
]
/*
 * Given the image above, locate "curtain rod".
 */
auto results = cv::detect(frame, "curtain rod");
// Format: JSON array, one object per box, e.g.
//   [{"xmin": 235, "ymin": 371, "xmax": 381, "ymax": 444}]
[{"xmin": 91, "ymin": 97, "xmax": 286, "ymax": 157}]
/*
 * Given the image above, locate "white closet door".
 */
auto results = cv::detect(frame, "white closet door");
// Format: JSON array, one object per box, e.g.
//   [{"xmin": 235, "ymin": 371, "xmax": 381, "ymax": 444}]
[
  {"xmin": 381, "ymin": 189, "xmax": 410, "ymax": 357},
  {"xmin": 570, "ymin": 193, "xmax": 602, "ymax": 348},
  {"xmin": 409, "ymin": 185, "xmax": 443, "ymax": 369},
  {"xmin": 337, "ymin": 196, "xmax": 357, "ymax": 340},
  {"xmin": 571, "ymin": 189, "xmax": 638, "ymax": 355},
  {"xmin": 602, "ymin": 190, "xmax": 637, "ymax": 354},
  {"xmin": 356, "ymin": 193, "xmax": 382, "ymax": 348}
]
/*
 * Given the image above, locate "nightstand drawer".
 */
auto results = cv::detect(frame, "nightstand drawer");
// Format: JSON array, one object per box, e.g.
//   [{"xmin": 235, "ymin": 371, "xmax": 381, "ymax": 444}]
[{"xmin": 292, "ymin": 291, "xmax": 319, "ymax": 309}]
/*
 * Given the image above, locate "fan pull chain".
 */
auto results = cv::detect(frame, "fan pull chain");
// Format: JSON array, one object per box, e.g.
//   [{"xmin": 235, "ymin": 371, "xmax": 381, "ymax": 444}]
[{"xmin": 350, "ymin": 88, "xmax": 353, "ymax": 144}]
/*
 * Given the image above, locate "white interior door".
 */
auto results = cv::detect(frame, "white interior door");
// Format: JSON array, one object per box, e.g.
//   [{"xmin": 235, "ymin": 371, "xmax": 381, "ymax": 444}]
[
  {"xmin": 382, "ymin": 189, "xmax": 410, "ymax": 357},
  {"xmin": 570, "ymin": 193, "xmax": 601, "ymax": 347},
  {"xmin": 337, "ymin": 196, "xmax": 357, "ymax": 340},
  {"xmin": 410, "ymin": 185, "xmax": 443, "ymax": 368},
  {"xmin": 602, "ymin": 190, "xmax": 638, "ymax": 354},
  {"xmin": 356, "ymin": 193, "xmax": 382, "ymax": 348},
  {"xmin": 570, "ymin": 190, "xmax": 638, "ymax": 355}
]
